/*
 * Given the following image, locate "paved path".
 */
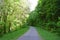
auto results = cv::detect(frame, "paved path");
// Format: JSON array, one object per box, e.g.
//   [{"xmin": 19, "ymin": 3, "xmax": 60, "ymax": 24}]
[{"xmin": 17, "ymin": 27, "xmax": 42, "ymax": 40}]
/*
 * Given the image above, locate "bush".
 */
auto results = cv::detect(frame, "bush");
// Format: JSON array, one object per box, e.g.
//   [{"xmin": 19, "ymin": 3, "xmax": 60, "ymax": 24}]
[{"xmin": 0, "ymin": 21, "xmax": 4, "ymax": 36}]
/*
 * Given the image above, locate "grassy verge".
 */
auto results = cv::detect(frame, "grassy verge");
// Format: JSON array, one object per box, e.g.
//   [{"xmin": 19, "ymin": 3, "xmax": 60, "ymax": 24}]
[
  {"xmin": 36, "ymin": 27, "xmax": 60, "ymax": 40},
  {"xmin": 0, "ymin": 27, "xmax": 29, "ymax": 40}
]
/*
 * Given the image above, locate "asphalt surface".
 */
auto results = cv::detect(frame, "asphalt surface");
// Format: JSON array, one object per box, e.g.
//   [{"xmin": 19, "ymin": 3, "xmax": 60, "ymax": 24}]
[{"xmin": 17, "ymin": 27, "xmax": 42, "ymax": 40}]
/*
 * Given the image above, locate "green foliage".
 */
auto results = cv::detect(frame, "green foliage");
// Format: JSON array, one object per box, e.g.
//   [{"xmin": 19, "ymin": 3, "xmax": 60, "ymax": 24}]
[
  {"xmin": 0, "ymin": 0, "xmax": 30, "ymax": 37},
  {"xmin": 0, "ymin": 27, "xmax": 29, "ymax": 40},
  {"xmin": 27, "ymin": 0, "xmax": 60, "ymax": 36},
  {"xmin": 36, "ymin": 27, "xmax": 60, "ymax": 40},
  {"xmin": 0, "ymin": 21, "xmax": 4, "ymax": 36},
  {"xmin": 0, "ymin": 21, "xmax": 4, "ymax": 25},
  {"xmin": 57, "ymin": 21, "xmax": 60, "ymax": 27}
]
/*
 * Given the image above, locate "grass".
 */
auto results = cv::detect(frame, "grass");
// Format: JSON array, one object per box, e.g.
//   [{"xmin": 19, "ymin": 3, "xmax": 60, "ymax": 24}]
[
  {"xmin": 36, "ymin": 27, "xmax": 60, "ymax": 40},
  {"xmin": 0, "ymin": 27, "xmax": 29, "ymax": 40}
]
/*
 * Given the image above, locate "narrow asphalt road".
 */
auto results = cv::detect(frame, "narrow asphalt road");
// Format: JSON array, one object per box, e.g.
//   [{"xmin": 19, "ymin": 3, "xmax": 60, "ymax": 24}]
[{"xmin": 17, "ymin": 26, "xmax": 42, "ymax": 40}]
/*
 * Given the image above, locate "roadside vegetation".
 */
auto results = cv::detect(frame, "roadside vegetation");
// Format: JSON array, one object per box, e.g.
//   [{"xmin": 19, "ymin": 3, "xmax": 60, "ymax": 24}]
[
  {"xmin": 27, "ymin": 0, "xmax": 60, "ymax": 40},
  {"xmin": 0, "ymin": 27, "xmax": 29, "ymax": 40},
  {"xmin": 36, "ymin": 27, "xmax": 60, "ymax": 40}
]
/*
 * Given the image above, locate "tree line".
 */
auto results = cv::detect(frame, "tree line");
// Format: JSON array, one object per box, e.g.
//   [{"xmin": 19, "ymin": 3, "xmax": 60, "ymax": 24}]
[
  {"xmin": 0, "ymin": 0, "xmax": 30, "ymax": 36},
  {"xmin": 27, "ymin": 0, "xmax": 60, "ymax": 36}
]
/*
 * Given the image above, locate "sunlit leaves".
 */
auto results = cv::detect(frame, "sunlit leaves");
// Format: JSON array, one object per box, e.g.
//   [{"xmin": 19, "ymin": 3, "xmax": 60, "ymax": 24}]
[{"xmin": 0, "ymin": 0, "xmax": 30, "ymax": 35}]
